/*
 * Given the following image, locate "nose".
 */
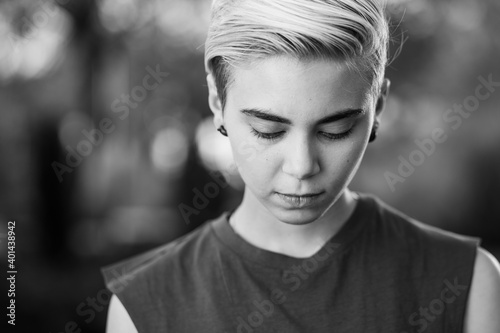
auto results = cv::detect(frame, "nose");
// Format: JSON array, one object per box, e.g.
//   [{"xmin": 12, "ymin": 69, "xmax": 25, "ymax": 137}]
[{"xmin": 281, "ymin": 133, "xmax": 320, "ymax": 180}]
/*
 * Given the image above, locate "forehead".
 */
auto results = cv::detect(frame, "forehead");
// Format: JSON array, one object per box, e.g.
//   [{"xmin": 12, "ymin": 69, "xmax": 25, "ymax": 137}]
[{"xmin": 226, "ymin": 56, "xmax": 374, "ymax": 119}]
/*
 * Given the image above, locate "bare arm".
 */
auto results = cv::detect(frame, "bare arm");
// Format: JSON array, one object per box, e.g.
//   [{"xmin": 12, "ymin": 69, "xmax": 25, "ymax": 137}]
[
  {"xmin": 463, "ymin": 247, "xmax": 500, "ymax": 333},
  {"xmin": 106, "ymin": 294, "xmax": 139, "ymax": 333}
]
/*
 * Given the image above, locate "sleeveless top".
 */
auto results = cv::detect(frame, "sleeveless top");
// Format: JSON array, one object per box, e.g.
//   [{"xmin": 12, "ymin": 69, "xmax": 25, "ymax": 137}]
[{"xmin": 101, "ymin": 192, "xmax": 480, "ymax": 332}]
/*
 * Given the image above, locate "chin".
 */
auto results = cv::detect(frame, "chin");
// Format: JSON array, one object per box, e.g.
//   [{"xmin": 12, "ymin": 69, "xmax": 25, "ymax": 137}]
[{"xmin": 267, "ymin": 206, "xmax": 327, "ymax": 225}]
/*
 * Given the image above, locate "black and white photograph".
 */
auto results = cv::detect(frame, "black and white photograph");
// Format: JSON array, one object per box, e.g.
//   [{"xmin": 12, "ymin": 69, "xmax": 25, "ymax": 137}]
[{"xmin": 1, "ymin": 0, "xmax": 500, "ymax": 332}]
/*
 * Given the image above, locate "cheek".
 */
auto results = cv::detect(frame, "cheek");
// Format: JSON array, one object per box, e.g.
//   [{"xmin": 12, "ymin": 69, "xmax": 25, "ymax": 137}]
[
  {"xmin": 229, "ymin": 132, "xmax": 269, "ymax": 178},
  {"xmin": 324, "ymin": 133, "xmax": 369, "ymax": 179},
  {"xmin": 324, "ymin": 146, "xmax": 359, "ymax": 175},
  {"xmin": 233, "ymin": 155, "xmax": 274, "ymax": 197},
  {"xmin": 342, "ymin": 141, "xmax": 369, "ymax": 181}
]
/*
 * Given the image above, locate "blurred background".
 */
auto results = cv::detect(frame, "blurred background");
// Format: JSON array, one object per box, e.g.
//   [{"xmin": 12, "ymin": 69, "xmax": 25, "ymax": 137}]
[{"xmin": 0, "ymin": 0, "xmax": 499, "ymax": 331}]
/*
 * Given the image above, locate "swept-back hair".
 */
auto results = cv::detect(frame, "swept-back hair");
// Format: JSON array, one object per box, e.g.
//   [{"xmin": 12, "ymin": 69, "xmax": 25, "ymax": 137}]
[{"xmin": 205, "ymin": 0, "xmax": 389, "ymax": 110}]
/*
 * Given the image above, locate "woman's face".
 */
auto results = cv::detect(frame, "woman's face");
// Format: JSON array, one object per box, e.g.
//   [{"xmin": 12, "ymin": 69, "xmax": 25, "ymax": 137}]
[{"xmin": 213, "ymin": 56, "xmax": 380, "ymax": 225}]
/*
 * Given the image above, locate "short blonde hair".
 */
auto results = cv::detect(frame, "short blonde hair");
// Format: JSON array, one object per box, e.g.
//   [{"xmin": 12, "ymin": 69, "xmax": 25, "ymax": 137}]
[{"xmin": 205, "ymin": 0, "xmax": 390, "ymax": 110}]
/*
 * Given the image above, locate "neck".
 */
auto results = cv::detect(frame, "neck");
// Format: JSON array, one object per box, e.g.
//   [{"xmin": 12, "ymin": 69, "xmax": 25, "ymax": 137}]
[{"xmin": 229, "ymin": 188, "xmax": 358, "ymax": 258}]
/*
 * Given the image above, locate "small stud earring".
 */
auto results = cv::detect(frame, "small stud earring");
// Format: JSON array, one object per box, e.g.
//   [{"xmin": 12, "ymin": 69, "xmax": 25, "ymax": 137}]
[
  {"xmin": 217, "ymin": 125, "xmax": 228, "ymax": 137},
  {"xmin": 369, "ymin": 121, "xmax": 379, "ymax": 143}
]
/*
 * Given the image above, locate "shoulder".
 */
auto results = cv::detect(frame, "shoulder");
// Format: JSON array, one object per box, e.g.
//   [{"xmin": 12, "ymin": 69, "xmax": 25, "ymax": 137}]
[
  {"xmin": 366, "ymin": 193, "xmax": 481, "ymax": 250},
  {"xmin": 102, "ymin": 214, "xmax": 225, "ymax": 290},
  {"xmin": 464, "ymin": 247, "xmax": 500, "ymax": 333},
  {"xmin": 360, "ymin": 193, "xmax": 481, "ymax": 287},
  {"xmin": 101, "ymin": 212, "xmax": 229, "ymax": 331},
  {"xmin": 360, "ymin": 194, "xmax": 496, "ymax": 330}
]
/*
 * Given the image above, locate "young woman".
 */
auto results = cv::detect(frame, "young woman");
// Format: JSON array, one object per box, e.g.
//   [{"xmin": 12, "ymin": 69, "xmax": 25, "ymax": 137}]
[{"xmin": 103, "ymin": 0, "xmax": 500, "ymax": 332}]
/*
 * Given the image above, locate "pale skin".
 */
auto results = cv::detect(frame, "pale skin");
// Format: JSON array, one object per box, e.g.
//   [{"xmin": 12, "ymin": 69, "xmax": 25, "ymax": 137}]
[{"xmin": 106, "ymin": 57, "xmax": 500, "ymax": 332}]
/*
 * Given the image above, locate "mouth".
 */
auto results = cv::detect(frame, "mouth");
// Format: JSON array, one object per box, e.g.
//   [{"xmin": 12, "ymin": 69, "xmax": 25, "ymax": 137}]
[{"xmin": 275, "ymin": 191, "xmax": 324, "ymax": 208}]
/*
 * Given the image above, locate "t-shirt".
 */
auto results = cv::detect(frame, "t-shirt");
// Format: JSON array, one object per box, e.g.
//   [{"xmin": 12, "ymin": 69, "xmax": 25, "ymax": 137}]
[{"xmin": 101, "ymin": 192, "xmax": 480, "ymax": 332}]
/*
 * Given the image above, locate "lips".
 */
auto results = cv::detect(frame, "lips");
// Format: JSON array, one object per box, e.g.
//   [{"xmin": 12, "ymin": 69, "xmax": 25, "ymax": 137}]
[
  {"xmin": 275, "ymin": 192, "xmax": 324, "ymax": 208},
  {"xmin": 279, "ymin": 193, "xmax": 322, "ymax": 197}
]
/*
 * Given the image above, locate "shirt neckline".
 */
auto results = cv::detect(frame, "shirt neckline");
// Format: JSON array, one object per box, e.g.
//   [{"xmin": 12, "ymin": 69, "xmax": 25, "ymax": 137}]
[{"xmin": 210, "ymin": 192, "xmax": 376, "ymax": 269}]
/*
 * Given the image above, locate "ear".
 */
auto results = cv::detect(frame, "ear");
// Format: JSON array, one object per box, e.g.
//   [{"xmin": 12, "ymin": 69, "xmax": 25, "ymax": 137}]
[
  {"xmin": 375, "ymin": 78, "xmax": 391, "ymax": 117},
  {"xmin": 206, "ymin": 73, "xmax": 224, "ymax": 129}
]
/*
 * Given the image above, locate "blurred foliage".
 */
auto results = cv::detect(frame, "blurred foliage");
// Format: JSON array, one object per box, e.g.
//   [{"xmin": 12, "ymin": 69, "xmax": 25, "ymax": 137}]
[{"xmin": 0, "ymin": 0, "xmax": 499, "ymax": 331}]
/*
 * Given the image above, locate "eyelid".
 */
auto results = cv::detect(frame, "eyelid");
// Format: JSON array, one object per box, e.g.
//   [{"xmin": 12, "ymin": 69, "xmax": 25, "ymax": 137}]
[
  {"xmin": 250, "ymin": 120, "xmax": 284, "ymax": 132},
  {"xmin": 250, "ymin": 128, "xmax": 285, "ymax": 141},
  {"xmin": 319, "ymin": 119, "xmax": 356, "ymax": 131},
  {"xmin": 319, "ymin": 127, "xmax": 354, "ymax": 141},
  {"xmin": 251, "ymin": 121, "xmax": 352, "ymax": 133},
  {"xmin": 250, "ymin": 125, "xmax": 356, "ymax": 142}
]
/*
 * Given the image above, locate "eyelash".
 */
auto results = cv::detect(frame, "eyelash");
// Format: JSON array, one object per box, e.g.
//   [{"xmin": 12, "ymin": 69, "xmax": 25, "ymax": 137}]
[{"xmin": 250, "ymin": 127, "xmax": 355, "ymax": 142}]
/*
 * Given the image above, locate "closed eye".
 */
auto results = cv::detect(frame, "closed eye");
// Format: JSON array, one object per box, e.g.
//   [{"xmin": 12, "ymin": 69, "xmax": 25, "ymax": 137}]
[
  {"xmin": 250, "ymin": 128, "xmax": 285, "ymax": 141},
  {"xmin": 319, "ymin": 127, "xmax": 354, "ymax": 140},
  {"xmin": 250, "ymin": 126, "xmax": 355, "ymax": 142}
]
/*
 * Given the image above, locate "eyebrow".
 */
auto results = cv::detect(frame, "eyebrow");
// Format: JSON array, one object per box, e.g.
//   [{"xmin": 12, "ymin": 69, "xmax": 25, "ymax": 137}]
[{"xmin": 240, "ymin": 108, "xmax": 365, "ymax": 125}]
